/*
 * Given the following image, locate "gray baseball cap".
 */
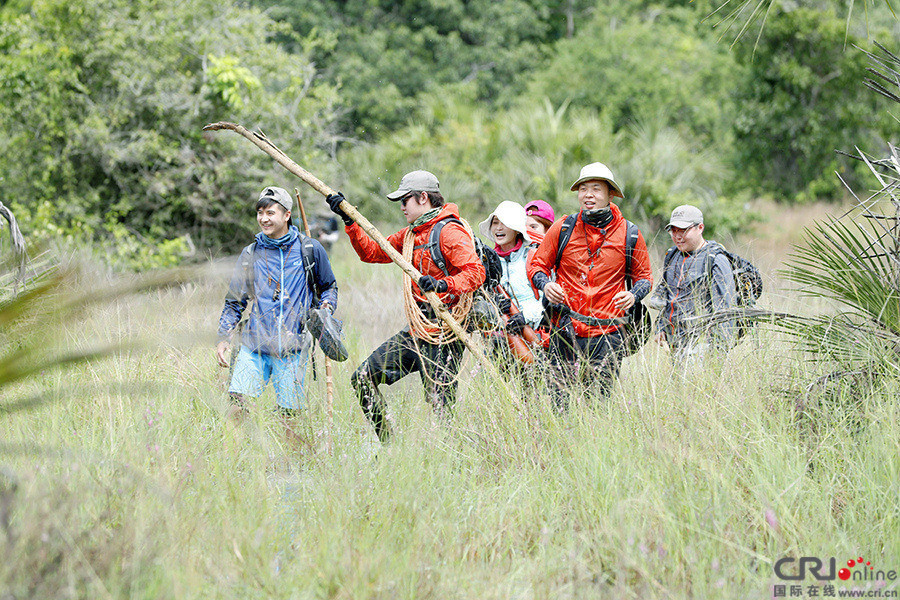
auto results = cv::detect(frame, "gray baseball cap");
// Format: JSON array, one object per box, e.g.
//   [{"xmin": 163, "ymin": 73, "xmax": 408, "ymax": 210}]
[
  {"xmin": 666, "ymin": 205, "xmax": 703, "ymax": 230},
  {"xmin": 386, "ymin": 170, "xmax": 440, "ymax": 201},
  {"xmin": 258, "ymin": 186, "xmax": 293, "ymax": 211}
]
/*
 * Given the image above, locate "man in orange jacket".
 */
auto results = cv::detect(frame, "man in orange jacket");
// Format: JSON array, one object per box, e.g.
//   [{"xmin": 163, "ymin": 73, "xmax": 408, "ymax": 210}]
[
  {"xmin": 326, "ymin": 171, "xmax": 486, "ymax": 443},
  {"xmin": 527, "ymin": 163, "xmax": 653, "ymax": 410}
]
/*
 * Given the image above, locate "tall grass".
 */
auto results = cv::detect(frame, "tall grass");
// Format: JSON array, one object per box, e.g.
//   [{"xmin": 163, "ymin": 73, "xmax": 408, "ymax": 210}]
[{"xmin": 2, "ymin": 238, "xmax": 897, "ymax": 599}]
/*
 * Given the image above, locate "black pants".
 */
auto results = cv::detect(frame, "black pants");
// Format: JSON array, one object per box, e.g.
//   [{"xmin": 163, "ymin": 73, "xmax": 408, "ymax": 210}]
[
  {"xmin": 351, "ymin": 328, "xmax": 465, "ymax": 442},
  {"xmin": 548, "ymin": 329, "xmax": 625, "ymax": 411}
]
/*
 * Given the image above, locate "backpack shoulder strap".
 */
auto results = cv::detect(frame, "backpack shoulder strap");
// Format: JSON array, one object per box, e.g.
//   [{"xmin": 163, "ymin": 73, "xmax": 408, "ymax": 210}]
[
  {"xmin": 240, "ymin": 242, "xmax": 257, "ymax": 301},
  {"xmin": 421, "ymin": 216, "xmax": 464, "ymax": 277},
  {"xmin": 298, "ymin": 233, "xmax": 321, "ymax": 300},
  {"xmin": 702, "ymin": 241, "xmax": 729, "ymax": 280},
  {"xmin": 554, "ymin": 214, "xmax": 578, "ymax": 271},
  {"xmin": 624, "ymin": 220, "xmax": 639, "ymax": 289},
  {"xmin": 663, "ymin": 246, "xmax": 679, "ymax": 270}
]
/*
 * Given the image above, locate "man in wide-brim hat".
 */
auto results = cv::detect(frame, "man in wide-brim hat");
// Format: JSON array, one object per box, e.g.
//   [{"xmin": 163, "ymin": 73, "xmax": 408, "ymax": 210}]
[{"xmin": 527, "ymin": 162, "xmax": 653, "ymax": 410}]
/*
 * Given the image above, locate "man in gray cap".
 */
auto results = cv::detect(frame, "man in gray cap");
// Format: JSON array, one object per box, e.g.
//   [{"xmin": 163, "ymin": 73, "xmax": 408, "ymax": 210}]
[
  {"xmin": 325, "ymin": 171, "xmax": 486, "ymax": 443},
  {"xmin": 216, "ymin": 185, "xmax": 339, "ymax": 444},
  {"xmin": 646, "ymin": 204, "xmax": 738, "ymax": 368}
]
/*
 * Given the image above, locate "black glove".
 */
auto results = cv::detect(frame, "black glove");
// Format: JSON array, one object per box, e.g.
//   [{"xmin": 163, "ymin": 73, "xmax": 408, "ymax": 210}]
[
  {"xmin": 326, "ymin": 192, "xmax": 353, "ymax": 226},
  {"xmin": 496, "ymin": 296, "xmax": 512, "ymax": 315},
  {"xmin": 506, "ymin": 312, "xmax": 526, "ymax": 335},
  {"xmin": 418, "ymin": 275, "xmax": 448, "ymax": 294}
]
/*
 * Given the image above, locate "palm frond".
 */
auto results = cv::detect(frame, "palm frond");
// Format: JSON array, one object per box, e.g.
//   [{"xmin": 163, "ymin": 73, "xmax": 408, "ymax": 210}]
[
  {"xmin": 0, "ymin": 255, "xmax": 194, "ymax": 423},
  {"xmin": 771, "ymin": 41, "xmax": 900, "ymax": 391}
]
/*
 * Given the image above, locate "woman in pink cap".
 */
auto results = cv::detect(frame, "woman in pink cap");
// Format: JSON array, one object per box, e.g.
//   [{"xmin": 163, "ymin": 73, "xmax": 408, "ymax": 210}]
[
  {"xmin": 523, "ymin": 200, "xmax": 556, "ymax": 352},
  {"xmin": 523, "ymin": 200, "xmax": 556, "ymax": 244}
]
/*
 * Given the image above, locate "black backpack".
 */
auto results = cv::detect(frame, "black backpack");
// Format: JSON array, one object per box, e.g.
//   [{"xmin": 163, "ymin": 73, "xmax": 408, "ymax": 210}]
[
  {"xmin": 662, "ymin": 241, "xmax": 763, "ymax": 338},
  {"xmin": 553, "ymin": 214, "xmax": 652, "ymax": 355},
  {"xmin": 417, "ymin": 215, "xmax": 502, "ymax": 289},
  {"xmin": 417, "ymin": 215, "xmax": 504, "ymax": 330}
]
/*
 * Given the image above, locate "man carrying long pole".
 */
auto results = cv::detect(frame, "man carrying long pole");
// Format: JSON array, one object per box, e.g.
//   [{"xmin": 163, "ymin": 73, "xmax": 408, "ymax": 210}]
[
  {"xmin": 202, "ymin": 122, "xmax": 521, "ymax": 430},
  {"xmin": 325, "ymin": 172, "xmax": 485, "ymax": 443}
]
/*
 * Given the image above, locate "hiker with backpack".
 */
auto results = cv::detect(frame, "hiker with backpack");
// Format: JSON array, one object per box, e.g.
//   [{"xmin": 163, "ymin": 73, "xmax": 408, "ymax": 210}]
[
  {"xmin": 647, "ymin": 205, "xmax": 745, "ymax": 368},
  {"xmin": 478, "ymin": 201, "xmax": 545, "ymax": 368},
  {"xmin": 325, "ymin": 171, "xmax": 486, "ymax": 443},
  {"xmin": 527, "ymin": 162, "xmax": 653, "ymax": 410},
  {"xmin": 216, "ymin": 186, "xmax": 339, "ymax": 442},
  {"xmin": 479, "ymin": 201, "xmax": 544, "ymax": 331}
]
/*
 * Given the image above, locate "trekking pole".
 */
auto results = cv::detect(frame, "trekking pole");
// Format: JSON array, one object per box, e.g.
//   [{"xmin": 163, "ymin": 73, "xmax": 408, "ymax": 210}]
[
  {"xmin": 203, "ymin": 121, "xmax": 522, "ymax": 409},
  {"xmin": 295, "ymin": 188, "xmax": 335, "ymax": 454}
]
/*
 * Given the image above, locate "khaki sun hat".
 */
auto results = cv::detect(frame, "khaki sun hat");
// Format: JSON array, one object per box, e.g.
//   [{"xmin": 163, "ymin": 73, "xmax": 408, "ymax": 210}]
[
  {"xmin": 386, "ymin": 170, "xmax": 441, "ymax": 200},
  {"xmin": 479, "ymin": 201, "xmax": 532, "ymax": 245},
  {"xmin": 666, "ymin": 205, "xmax": 704, "ymax": 230},
  {"xmin": 569, "ymin": 162, "xmax": 624, "ymax": 198}
]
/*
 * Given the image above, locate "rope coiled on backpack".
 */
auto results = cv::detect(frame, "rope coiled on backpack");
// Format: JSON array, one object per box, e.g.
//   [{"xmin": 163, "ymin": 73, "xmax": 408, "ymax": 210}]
[{"xmin": 402, "ymin": 222, "xmax": 474, "ymax": 345}]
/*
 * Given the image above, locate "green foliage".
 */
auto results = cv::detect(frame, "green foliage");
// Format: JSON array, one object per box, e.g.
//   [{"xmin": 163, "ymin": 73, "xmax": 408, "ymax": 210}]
[
  {"xmin": 782, "ymin": 201, "xmax": 900, "ymax": 378},
  {"xmin": 777, "ymin": 39, "xmax": 900, "ymax": 389},
  {"xmin": 0, "ymin": 0, "xmax": 342, "ymax": 261},
  {"xmin": 731, "ymin": 4, "xmax": 894, "ymax": 201},
  {"xmin": 0, "ymin": 0, "xmax": 895, "ymax": 267},
  {"xmin": 525, "ymin": 5, "xmax": 742, "ymax": 148},
  {"xmin": 206, "ymin": 54, "xmax": 261, "ymax": 111},
  {"xmin": 337, "ymin": 96, "xmax": 742, "ymax": 235},
  {"xmin": 251, "ymin": 0, "xmax": 578, "ymax": 136}
]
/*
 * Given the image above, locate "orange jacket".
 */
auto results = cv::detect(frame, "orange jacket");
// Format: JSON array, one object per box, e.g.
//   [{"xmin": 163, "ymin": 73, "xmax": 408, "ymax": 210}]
[
  {"xmin": 345, "ymin": 203, "xmax": 486, "ymax": 305},
  {"xmin": 527, "ymin": 202, "xmax": 653, "ymax": 337}
]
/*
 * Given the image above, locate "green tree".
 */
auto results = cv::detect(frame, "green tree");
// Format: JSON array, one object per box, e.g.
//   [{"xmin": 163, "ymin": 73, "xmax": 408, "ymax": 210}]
[
  {"xmin": 252, "ymin": 0, "xmax": 575, "ymax": 137},
  {"xmin": 524, "ymin": 5, "xmax": 741, "ymax": 150},
  {"xmin": 731, "ymin": 4, "xmax": 892, "ymax": 201},
  {"xmin": 0, "ymin": 0, "xmax": 341, "ymax": 264},
  {"xmin": 336, "ymin": 94, "xmax": 739, "ymax": 235}
]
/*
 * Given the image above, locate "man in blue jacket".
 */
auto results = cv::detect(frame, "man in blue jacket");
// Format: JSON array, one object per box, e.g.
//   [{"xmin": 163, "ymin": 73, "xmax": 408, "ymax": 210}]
[{"xmin": 216, "ymin": 186, "xmax": 338, "ymax": 426}]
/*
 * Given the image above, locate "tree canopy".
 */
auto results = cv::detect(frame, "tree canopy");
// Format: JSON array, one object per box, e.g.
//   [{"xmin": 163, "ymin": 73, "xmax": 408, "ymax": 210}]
[{"xmin": 0, "ymin": 0, "xmax": 897, "ymax": 265}]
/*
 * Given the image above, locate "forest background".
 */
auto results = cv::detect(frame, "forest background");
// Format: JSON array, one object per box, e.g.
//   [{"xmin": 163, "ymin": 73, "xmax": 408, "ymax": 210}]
[{"xmin": 1, "ymin": 0, "xmax": 898, "ymax": 267}]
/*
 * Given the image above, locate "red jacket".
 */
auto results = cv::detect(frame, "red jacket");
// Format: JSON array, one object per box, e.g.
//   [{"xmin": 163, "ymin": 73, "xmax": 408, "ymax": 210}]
[
  {"xmin": 527, "ymin": 202, "xmax": 653, "ymax": 337},
  {"xmin": 346, "ymin": 203, "xmax": 486, "ymax": 306}
]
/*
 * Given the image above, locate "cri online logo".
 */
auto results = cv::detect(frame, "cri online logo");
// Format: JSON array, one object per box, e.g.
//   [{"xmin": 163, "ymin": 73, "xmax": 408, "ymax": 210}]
[
  {"xmin": 839, "ymin": 556, "xmax": 891, "ymax": 581},
  {"xmin": 774, "ymin": 556, "xmax": 898, "ymax": 582}
]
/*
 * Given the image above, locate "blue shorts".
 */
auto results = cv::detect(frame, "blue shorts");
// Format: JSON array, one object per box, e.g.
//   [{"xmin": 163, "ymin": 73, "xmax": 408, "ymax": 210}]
[{"xmin": 229, "ymin": 345, "xmax": 309, "ymax": 410}]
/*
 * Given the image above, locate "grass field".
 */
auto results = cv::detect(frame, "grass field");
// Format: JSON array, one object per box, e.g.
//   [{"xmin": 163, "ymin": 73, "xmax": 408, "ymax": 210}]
[{"xmin": 2, "ymin": 201, "xmax": 898, "ymax": 599}]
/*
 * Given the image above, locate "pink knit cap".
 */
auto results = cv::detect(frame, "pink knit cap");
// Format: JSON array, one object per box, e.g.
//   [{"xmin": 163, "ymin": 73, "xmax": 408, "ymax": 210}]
[{"xmin": 524, "ymin": 200, "xmax": 555, "ymax": 224}]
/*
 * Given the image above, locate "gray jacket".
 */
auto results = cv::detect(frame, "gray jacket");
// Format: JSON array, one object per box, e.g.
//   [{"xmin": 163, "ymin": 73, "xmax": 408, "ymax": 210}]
[{"xmin": 649, "ymin": 241, "xmax": 738, "ymax": 349}]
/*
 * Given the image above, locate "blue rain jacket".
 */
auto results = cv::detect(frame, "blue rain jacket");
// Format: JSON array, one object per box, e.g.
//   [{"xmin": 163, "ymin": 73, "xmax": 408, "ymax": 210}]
[{"xmin": 218, "ymin": 226, "xmax": 338, "ymax": 356}]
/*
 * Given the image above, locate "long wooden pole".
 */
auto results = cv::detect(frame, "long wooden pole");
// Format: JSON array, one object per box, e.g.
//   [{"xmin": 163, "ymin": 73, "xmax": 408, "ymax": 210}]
[
  {"xmin": 294, "ymin": 188, "xmax": 335, "ymax": 454},
  {"xmin": 202, "ymin": 121, "xmax": 520, "ymax": 408}
]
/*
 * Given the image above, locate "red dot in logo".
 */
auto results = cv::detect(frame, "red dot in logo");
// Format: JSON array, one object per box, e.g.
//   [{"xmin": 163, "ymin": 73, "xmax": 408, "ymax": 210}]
[
  {"xmin": 859, "ymin": 557, "xmax": 864, "ymax": 562},
  {"xmin": 839, "ymin": 568, "xmax": 852, "ymax": 580},
  {"xmin": 848, "ymin": 560, "xmax": 856, "ymax": 567},
  {"xmin": 867, "ymin": 562, "xmax": 871, "ymax": 566}
]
